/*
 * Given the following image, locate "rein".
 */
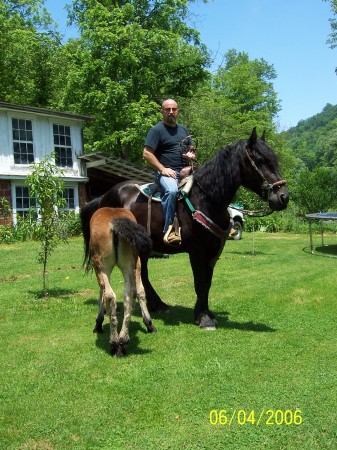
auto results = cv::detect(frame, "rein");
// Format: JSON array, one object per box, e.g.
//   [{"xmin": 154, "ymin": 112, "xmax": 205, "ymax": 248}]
[{"xmin": 180, "ymin": 189, "xmax": 232, "ymax": 241}]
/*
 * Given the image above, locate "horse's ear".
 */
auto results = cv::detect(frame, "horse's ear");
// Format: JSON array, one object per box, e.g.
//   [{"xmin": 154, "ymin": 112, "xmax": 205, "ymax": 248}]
[
  {"xmin": 261, "ymin": 130, "xmax": 266, "ymax": 141},
  {"xmin": 248, "ymin": 127, "xmax": 257, "ymax": 147}
]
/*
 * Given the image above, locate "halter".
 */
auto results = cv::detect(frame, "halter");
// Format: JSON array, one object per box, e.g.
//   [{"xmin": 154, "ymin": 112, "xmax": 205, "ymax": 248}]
[{"xmin": 245, "ymin": 148, "xmax": 287, "ymax": 202}]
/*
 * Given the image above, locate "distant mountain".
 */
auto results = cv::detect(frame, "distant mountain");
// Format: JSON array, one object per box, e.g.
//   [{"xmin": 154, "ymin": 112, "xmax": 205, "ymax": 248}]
[{"xmin": 282, "ymin": 103, "xmax": 337, "ymax": 169}]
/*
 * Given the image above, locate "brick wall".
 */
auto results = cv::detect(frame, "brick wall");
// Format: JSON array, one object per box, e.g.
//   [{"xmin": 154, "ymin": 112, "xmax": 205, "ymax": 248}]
[{"xmin": 0, "ymin": 180, "xmax": 12, "ymax": 226}]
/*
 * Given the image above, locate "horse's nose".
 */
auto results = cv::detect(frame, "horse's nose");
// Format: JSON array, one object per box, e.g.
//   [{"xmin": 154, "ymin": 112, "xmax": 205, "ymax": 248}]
[{"xmin": 279, "ymin": 191, "xmax": 289, "ymax": 207}]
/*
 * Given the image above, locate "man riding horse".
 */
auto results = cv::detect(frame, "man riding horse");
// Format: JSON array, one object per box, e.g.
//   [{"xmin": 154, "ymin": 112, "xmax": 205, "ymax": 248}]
[{"xmin": 143, "ymin": 98, "xmax": 196, "ymax": 245}]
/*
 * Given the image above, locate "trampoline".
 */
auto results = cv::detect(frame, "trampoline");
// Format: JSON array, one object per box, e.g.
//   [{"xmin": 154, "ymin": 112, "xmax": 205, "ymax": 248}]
[{"xmin": 305, "ymin": 212, "xmax": 337, "ymax": 255}]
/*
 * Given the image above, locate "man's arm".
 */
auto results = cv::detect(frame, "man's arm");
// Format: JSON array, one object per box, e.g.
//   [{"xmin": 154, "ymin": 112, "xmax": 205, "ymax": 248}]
[{"xmin": 143, "ymin": 146, "xmax": 177, "ymax": 178}]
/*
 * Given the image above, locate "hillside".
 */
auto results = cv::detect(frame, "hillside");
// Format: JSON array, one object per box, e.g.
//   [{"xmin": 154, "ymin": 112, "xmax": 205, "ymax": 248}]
[{"xmin": 282, "ymin": 103, "xmax": 337, "ymax": 169}]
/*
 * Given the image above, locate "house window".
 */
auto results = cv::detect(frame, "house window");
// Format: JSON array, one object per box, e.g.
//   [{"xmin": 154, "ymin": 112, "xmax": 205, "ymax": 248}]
[
  {"xmin": 62, "ymin": 188, "xmax": 75, "ymax": 211},
  {"xmin": 14, "ymin": 186, "xmax": 75, "ymax": 223},
  {"xmin": 15, "ymin": 186, "xmax": 36, "ymax": 218},
  {"xmin": 53, "ymin": 124, "xmax": 73, "ymax": 168},
  {"xmin": 12, "ymin": 118, "xmax": 34, "ymax": 164}
]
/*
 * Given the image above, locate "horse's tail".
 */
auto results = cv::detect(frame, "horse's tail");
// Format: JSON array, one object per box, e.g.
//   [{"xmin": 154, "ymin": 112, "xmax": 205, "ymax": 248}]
[
  {"xmin": 112, "ymin": 217, "xmax": 152, "ymax": 259},
  {"xmin": 80, "ymin": 197, "xmax": 101, "ymax": 268}
]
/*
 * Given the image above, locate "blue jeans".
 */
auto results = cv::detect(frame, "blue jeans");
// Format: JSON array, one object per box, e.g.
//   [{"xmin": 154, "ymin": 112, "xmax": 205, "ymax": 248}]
[{"xmin": 156, "ymin": 171, "xmax": 179, "ymax": 233}]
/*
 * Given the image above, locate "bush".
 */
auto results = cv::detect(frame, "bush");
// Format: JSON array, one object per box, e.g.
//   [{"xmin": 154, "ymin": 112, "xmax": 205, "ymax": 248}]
[
  {"xmin": 59, "ymin": 211, "xmax": 82, "ymax": 238},
  {"xmin": 0, "ymin": 225, "xmax": 14, "ymax": 244},
  {"xmin": 0, "ymin": 212, "xmax": 82, "ymax": 244}
]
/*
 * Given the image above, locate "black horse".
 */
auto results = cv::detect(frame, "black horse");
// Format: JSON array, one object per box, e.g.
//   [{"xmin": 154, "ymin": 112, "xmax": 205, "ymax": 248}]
[{"xmin": 81, "ymin": 128, "xmax": 289, "ymax": 329}]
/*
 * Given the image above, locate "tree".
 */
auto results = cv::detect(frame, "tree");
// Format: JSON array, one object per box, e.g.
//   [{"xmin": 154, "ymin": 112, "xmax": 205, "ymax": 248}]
[
  {"xmin": 180, "ymin": 50, "xmax": 280, "ymax": 163},
  {"xmin": 59, "ymin": 0, "xmax": 210, "ymax": 163},
  {"xmin": 0, "ymin": 0, "xmax": 61, "ymax": 106},
  {"xmin": 293, "ymin": 166, "xmax": 337, "ymax": 215},
  {"xmin": 326, "ymin": 0, "xmax": 337, "ymax": 50},
  {"xmin": 25, "ymin": 155, "xmax": 67, "ymax": 297}
]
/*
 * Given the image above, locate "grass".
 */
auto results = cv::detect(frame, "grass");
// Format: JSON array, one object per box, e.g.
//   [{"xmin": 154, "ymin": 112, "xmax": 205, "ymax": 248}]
[{"xmin": 0, "ymin": 232, "xmax": 336, "ymax": 449}]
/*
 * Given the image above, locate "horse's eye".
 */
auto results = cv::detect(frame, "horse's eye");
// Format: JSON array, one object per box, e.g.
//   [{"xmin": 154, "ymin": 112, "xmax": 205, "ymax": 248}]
[{"xmin": 254, "ymin": 154, "xmax": 264, "ymax": 164}]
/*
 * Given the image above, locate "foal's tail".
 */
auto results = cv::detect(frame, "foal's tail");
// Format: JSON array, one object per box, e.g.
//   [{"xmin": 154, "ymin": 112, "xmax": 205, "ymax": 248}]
[
  {"xmin": 80, "ymin": 197, "xmax": 101, "ymax": 267},
  {"xmin": 112, "ymin": 217, "xmax": 152, "ymax": 259}
]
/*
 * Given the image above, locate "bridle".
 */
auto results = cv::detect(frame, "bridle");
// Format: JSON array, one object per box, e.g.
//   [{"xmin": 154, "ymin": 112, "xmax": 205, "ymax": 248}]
[{"xmin": 245, "ymin": 147, "xmax": 287, "ymax": 203}]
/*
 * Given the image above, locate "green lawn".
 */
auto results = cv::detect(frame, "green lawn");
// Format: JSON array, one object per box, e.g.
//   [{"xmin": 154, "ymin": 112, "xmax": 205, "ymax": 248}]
[{"xmin": 0, "ymin": 233, "xmax": 336, "ymax": 449}]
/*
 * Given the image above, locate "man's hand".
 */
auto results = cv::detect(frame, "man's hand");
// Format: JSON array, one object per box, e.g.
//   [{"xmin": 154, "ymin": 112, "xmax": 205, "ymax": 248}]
[
  {"xmin": 161, "ymin": 167, "xmax": 177, "ymax": 178},
  {"xmin": 183, "ymin": 150, "xmax": 196, "ymax": 161}
]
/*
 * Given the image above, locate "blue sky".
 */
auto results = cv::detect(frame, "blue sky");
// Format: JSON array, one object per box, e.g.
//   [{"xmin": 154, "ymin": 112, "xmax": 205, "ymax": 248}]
[{"xmin": 45, "ymin": 0, "xmax": 337, "ymax": 130}]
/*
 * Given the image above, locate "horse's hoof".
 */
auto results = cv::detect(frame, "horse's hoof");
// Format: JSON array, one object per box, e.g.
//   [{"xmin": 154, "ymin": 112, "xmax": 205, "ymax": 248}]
[
  {"xmin": 110, "ymin": 342, "xmax": 119, "ymax": 356},
  {"xmin": 115, "ymin": 345, "xmax": 127, "ymax": 357},
  {"xmin": 148, "ymin": 324, "xmax": 158, "ymax": 333},
  {"xmin": 93, "ymin": 325, "xmax": 104, "ymax": 333},
  {"xmin": 196, "ymin": 314, "xmax": 217, "ymax": 330}
]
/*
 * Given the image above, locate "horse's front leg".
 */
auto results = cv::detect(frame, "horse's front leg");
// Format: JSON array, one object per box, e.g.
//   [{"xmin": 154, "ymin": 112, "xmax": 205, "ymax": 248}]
[
  {"xmin": 93, "ymin": 287, "xmax": 105, "ymax": 333},
  {"xmin": 140, "ymin": 256, "xmax": 169, "ymax": 313},
  {"xmin": 189, "ymin": 251, "xmax": 218, "ymax": 330}
]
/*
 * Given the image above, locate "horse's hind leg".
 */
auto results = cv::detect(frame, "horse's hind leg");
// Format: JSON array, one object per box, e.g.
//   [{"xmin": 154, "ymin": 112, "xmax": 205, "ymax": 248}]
[
  {"xmin": 117, "ymin": 266, "xmax": 136, "ymax": 357},
  {"xmin": 105, "ymin": 282, "xmax": 119, "ymax": 355},
  {"xmin": 93, "ymin": 265, "xmax": 119, "ymax": 354},
  {"xmin": 93, "ymin": 287, "xmax": 105, "ymax": 333},
  {"xmin": 136, "ymin": 258, "xmax": 157, "ymax": 333}
]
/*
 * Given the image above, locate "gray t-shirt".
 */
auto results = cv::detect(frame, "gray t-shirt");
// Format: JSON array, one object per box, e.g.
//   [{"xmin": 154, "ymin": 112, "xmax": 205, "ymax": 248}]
[{"xmin": 144, "ymin": 122, "xmax": 192, "ymax": 171}]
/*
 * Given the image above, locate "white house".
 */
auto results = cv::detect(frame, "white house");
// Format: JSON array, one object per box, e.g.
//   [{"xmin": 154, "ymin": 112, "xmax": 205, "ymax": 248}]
[
  {"xmin": 0, "ymin": 102, "xmax": 154, "ymax": 226},
  {"xmin": 0, "ymin": 101, "xmax": 92, "ymax": 224}
]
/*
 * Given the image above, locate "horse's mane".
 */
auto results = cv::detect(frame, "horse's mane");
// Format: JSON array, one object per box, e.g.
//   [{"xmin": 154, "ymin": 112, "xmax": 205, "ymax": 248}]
[
  {"xmin": 193, "ymin": 138, "xmax": 280, "ymax": 204},
  {"xmin": 193, "ymin": 140, "xmax": 245, "ymax": 204}
]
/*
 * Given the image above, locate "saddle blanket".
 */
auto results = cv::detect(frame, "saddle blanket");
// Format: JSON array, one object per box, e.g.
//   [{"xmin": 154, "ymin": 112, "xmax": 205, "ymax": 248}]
[{"xmin": 136, "ymin": 175, "xmax": 194, "ymax": 202}]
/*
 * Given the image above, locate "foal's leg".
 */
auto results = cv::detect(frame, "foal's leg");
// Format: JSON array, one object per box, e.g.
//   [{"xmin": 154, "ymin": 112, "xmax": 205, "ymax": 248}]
[
  {"xmin": 135, "ymin": 258, "xmax": 157, "ymax": 333},
  {"xmin": 102, "ymin": 273, "xmax": 119, "ymax": 355},
  {"xmin": 106, "ymin": 286, "xmax": 119, "ymax": 356},
  {"xmin": 93, "ymin": 287, "xmax": 105, "ymax": 333},
  {"xmin": 117, "ymin": 265, "xmax": 135, "ymax": 357},
  {"xmin": 93, "ymin": 262, "xmax": 119, "ymax": 354}
]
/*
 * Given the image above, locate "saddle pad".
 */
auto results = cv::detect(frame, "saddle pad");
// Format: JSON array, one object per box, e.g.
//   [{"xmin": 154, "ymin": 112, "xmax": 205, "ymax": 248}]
[
  {"xmin": 136, "ymin": 175, "xmax": 194, "ymax": 202},
  {"xmin": 136, "ymin": 183, "xmax": 162, "ymax": 201}
]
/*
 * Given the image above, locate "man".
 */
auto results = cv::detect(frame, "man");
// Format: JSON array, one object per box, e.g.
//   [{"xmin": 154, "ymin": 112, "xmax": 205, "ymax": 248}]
[{"xmin": 143, "ymin": 99, "xmax": 196, "ymax": 245}]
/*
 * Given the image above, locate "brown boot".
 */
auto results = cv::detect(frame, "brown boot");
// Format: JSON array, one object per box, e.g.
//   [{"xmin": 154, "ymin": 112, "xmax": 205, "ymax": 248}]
[{"xmin": 229, "ymin": 228, "xmax": 237, "ymax": 238}]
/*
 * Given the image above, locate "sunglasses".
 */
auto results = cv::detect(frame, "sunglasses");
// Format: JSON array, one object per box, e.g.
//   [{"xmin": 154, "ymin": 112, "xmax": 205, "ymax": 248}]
[{"xmin": 162, "ymin": 107, "xmax": 178, "ymax": 112}]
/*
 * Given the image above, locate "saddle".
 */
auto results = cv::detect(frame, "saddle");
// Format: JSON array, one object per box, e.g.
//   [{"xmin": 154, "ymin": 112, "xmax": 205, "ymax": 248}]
[
  {"xmin": 137, "ymin": 172, "xmax": 194, "ymax": 203},
  {"xmin": 136, "ymin": 169, "xmax": 194, "ymax": 243},
  {"xmin": 136, "ymin": 168, "xmax": 232, "ymax": 244}
]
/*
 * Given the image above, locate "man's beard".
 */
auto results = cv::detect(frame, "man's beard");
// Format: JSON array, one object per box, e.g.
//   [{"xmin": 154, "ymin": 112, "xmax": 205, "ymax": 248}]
[{"xmin": 167, "ymin": 115, "xmax": 176, "ymax": 125}]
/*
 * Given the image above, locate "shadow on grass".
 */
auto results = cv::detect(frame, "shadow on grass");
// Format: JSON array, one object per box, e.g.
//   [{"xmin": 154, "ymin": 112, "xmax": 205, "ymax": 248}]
[
  {"xmin": 226, "ymin": 250, "xmax": 273, "ymax": 257},
  {"xmin": 148, "ymin": 304, "xmax": 276, "ymax": 333},
  {"xmin": 216, "ymin": 311, "xmax": 276, "ymax": 332},
  {"xmin": 302, "ymin": 244, "xmax": 337, "ymax": 258},
  {"xmin": 86, "ymin": 300, "xmax": 275, "ymax": 358},
  {"xmin": 84, "ymin": 298, "xmax": 98, "ymax": 306},
  {"xmin": 30, "ymin": 288, "xmax": 80, "ymax": 299}
]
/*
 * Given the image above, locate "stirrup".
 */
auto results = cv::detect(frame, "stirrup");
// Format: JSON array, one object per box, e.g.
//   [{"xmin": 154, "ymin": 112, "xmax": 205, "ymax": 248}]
[{"xmin": 163, "ymin": 224, "xmax": 181, "ymax": 245}]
